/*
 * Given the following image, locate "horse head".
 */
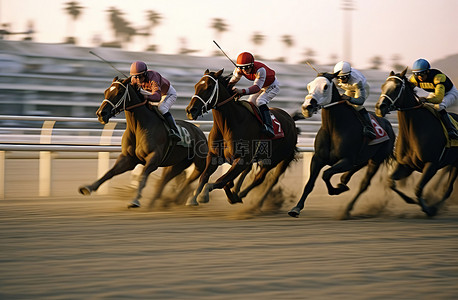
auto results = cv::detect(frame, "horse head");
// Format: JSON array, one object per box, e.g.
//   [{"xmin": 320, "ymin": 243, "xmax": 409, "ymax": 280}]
[
  {"xmin": 186, "ymin": 69, "xmax": 234, "ymax": 120},
  {"xmin": 96, "ymin": 77, "xmax": 138, "ymax": 124},
  {"xmin": 301, "ymin": 72, "xmax": 340, "ymax": 118},
  {"xmin": 375, "ymin": 68, "xmax": 417, "ymax": 117}
]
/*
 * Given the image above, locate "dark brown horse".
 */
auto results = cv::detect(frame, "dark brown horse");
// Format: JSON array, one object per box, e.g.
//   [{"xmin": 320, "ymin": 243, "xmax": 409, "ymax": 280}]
[
  {"xmin": 79, "ymin": 77, "xmax": 208, "ymax": 209},
  {"xmin": 288, "ymin": 72, "xmax": 396, "ymax": 218},
  {"xmin": 185, "ymin": 69, "xmax": 298, "ymax": 210},
  {"xmin": 375, "ymin": 69, "xmax": 458, "ymax": 216}
]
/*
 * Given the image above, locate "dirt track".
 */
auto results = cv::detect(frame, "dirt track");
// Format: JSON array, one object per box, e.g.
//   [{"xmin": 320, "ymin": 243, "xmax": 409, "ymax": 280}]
[{"xmin": 1, "ymin": 158, "xmax": 457, "ymax": 299}]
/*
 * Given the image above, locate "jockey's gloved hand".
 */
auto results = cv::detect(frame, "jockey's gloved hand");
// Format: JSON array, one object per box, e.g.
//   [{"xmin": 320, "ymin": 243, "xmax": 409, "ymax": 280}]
[
  {"xmin": 418, "ymin": 97, "xmax": 427, "ymax": 103},
  {"xmin": 232, "ymin": 87, "xmax": 245, "ymax": 95},
  {"xmin": 341, "ymin": 94, "xmax": 351, "ymax": 101}
]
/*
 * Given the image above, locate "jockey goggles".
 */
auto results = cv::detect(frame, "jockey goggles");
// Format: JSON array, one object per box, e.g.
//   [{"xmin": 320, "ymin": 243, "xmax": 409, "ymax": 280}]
[
  {"xmin": 337, "ymin": 74, "xmax": 350, "ymax": 81},
  {"xmin": 413, "ymin": 70, "xmax": 427, "ymax": 77},
  {"xmin": 237, "ymin": 64, "xmax": 253, "ymax": 70}
]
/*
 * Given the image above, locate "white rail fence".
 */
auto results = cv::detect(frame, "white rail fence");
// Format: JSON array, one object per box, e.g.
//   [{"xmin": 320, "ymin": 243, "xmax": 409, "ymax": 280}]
[{"xmin": 0, "ymin": 115, "xmax": 316, "ymax": 199}]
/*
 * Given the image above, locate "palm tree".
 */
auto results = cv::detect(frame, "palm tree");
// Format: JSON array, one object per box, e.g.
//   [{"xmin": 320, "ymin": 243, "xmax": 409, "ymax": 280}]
[
  {"xmin": 145, "ymin": 10, "xmax": 162, "ymax": 51},
  {"xmin": 251, "ymin": 32, "xmax": 265, "ymax": 59},
  {"xmin": 280, "ymin": 34, "xmax": 294, "ymax": 63},
  {"xmin": 106, "ymin": 7, "xmax": 137, "ymax": 48},
  {"xmin": 300, "ymin": 47, "xmax": 317, "ymax": 65},
  {"xmin": 63, "ymin": 1, "xmax": 84, "ymax": 44},
  {"xmin": 370, "ymin": 55, "xmax": 383, "ymax": 70},
  {"xmin": 210, "ymin": 18, "xmax": 227, "ymax": 55},
  {"xmin": 391, "ymin": 54, "xmax": 404, "ymax": 72}
]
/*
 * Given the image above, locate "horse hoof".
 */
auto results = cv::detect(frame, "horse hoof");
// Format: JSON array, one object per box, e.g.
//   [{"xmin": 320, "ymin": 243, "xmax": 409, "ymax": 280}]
[
  {"xmin": 288, "ymin": 207, "xmax": 301, "ymax": 218},
  {"xmin": 79, "ymin": 186, "xmax": 92, "ymax": 196},
  {"xmin": 186, "ymin": 198, "xmax": 199, "ymax": 206},
  {"xmin": 335, "ymin": 183, "xmax": 350, "ymax": 195},
  {"xmin": 128, "ymin": 199, "xmax": 141, "ymax": 209},
  {"xmin": 197, "ymin": 194, "xmax": 209, "ymax": 204},
  {"xmin": 227, "ymin": 194, "xmax": 243, "ymax": 205},
  {"xmin": 423, "ymin": 206, "xmax": 437, "ymax": 217}
]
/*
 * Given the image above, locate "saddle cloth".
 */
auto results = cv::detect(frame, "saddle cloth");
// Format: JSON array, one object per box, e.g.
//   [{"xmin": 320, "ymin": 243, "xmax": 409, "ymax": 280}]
[
  {"xmin": 367, "ymin": 115, "xmax": 390, "ymax": 146},
  {"xmin": 238, "ymin": 100, "xmax": 285, "ymax": 139}
]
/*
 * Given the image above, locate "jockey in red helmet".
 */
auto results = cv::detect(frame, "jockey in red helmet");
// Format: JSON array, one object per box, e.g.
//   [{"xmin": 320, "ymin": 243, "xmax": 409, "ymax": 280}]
[
  {"xmin": 229, "ymin": 52, "xmax": 278, "ymax": 137},
  {"xmin": 409, "ymin": 58, "xmax": 458, "ymax": 139},
  {"xmin": 130, "ymin": 61, "xmax": 181, "ymax": 142}
]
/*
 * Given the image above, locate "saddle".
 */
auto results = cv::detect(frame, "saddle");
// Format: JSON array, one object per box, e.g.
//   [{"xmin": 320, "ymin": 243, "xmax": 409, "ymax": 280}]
[
  {"xmin": 149, "ymin": 105, "xmax": 191, "ymax": 148},
  {"xmin": 237, "ymin": 100, "xmax": 284, "ymax": 139}
]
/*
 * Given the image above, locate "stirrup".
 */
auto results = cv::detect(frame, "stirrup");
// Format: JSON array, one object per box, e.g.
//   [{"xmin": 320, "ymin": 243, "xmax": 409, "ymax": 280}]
[
  {"xmin": 363, "ymin": 127, "xmax": 377, "ymax": 139},
  {"xmin": 169, "ymin": 130, "xmax": 181, "ymax": 142},
  {"xmin": 262, "ymin": 124, "xmax": 275, "ymax": 137},
  {"xmin": 448, "ymin": 130, "xmax": 458, "ymax": 140}
]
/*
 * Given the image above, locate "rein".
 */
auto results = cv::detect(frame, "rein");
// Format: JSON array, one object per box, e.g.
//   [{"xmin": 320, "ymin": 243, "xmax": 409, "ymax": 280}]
[
  {"xmin": 102, "ymin": 81, "xmax": 147, "ymax": 115},
  {"xmin": 192, "ymin": 74, "xmax": 236, "ymax": 115}
]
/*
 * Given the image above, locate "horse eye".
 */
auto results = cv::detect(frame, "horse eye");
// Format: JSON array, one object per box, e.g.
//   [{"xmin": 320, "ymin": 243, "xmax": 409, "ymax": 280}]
[{"xmin": 323, "ymin": 84, "xmax": 328, "ymax": 90}]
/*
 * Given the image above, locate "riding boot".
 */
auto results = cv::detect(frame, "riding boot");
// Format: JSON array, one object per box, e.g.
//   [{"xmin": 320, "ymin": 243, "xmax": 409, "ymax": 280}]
[
  {"xmin": 259, "ymin": 104, "xmax": 275, "ymax": 138},
  {"xmin": 163, "ymin": 112, "xmax": 182, "ymax": 142},
  {"xmin": 439, "ymin": 109, "xmax": 458, "ymax": 140},
  {"xmin": 358, "ymin": 108, "xmax": 377, "ymax": 139}
]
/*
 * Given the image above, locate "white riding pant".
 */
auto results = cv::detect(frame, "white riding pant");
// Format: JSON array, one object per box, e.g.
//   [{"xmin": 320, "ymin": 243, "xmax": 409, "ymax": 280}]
[
  {"xmin": 158, "ymin": 85, "xmax": 177, "ymax": 114},
  {"xmin": 248, "ymin": 79, "xmax": 280, "ymax": 106}
]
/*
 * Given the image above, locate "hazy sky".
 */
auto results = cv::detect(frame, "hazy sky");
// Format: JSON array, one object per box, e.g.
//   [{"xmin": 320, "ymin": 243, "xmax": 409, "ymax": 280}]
[{"xmin": 1, "ymin": 0, "xmax": 457, "ymax": 69}]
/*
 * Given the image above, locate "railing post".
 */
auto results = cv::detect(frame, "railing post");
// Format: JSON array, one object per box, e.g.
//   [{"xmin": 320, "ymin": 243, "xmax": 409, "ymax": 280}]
[
  {"xmin": 97, "ymin": 122, "xmax": 117, "ymax": 194},
  {"xmin": 39, "ymin": 120, "xmax": 55, "ymax": 197}
]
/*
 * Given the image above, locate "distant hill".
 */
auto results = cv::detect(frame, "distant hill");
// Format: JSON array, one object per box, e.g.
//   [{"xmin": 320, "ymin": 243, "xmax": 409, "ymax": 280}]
[{"xmin": 432, "ymin": 54, "xmax": 458, "ymax": 84}]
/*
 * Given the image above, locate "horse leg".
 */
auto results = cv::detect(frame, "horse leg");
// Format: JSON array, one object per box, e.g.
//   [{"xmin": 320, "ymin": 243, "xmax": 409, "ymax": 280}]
[
  {"xmin": 433, "ymin": 166, "xmax": 458, "ymax": 209},
  {"xmin": 186, "ymin": 153, "xmax": 220, "ymax": 206},
  {"xmin": 336, "ymin": 163, "xmax": 367, "ymax": 195},
  {"xmin": 223, "ymin": 166, "xmax": 252, "ymax": 204},
  {"xmin": 389, "ymin": 163, "xmax": 418, "ymax": 205},
  {"xmin": 344, "ymin": 160, "xmax": 381, "ymax": 218},
  {"xmin": 147, "ymin": 160, "xmax": 193, "ymax": 209},
  {"xmin": 288, "ymin": 154, "xmax": 326, "ymax": 217},
  {"xmin": 198, "ymin": 158, "xmax": 247, "ymax": 204},
  {"xmin": 256, "ymin": 160, "xmax": 290, "ymax": 210},
  {"xmin": 415, "ymin": 162, "xmax": 441, "ymax": 217},
  {"xmin": 237, "ymin": 166, "xmax": 274, "ymax": 202},
  {"xmin": 322, "ymin": 158, "xmax": 354, "ymax": 195},
  {"xmin": 129, "ymin": 152, "xmax": 162, "ymax": 208},
  {"xmin": 79, "ymin": 154, "xmax": 139, "ymax": 195},
  {"xmin": 233, "ymin": 166, "xmax": 253, "ymax": 194}
]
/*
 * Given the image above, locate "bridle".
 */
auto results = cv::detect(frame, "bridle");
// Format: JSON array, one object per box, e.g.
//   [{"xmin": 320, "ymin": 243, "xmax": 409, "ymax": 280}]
[
  {"xmin": 379, "ymin": 76, "xmax": 422, "ymax": 111},
  {"xmin": 102, "ymin": 81, "xmax": 147, "ymax": 116},
  {"xmin": 191, "ymin": 75, "xmax": 237, "ymax": 116}
]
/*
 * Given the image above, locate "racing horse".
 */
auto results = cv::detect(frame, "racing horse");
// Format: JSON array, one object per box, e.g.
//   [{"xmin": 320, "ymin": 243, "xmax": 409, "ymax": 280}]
[
  {"xmin": 288, "ymin": 72, "xmax": 395, "ymax": 218},
  {"xmin": 185, "ymin": 69, "xmax": 298, "ymax": 210},
  {"xmin": 79, "ymin": 77, "xmax": 208, "ymax": 209},
  {"xmin": 375, "ymin": 69, "xmax": 458, "ymax": 216}
]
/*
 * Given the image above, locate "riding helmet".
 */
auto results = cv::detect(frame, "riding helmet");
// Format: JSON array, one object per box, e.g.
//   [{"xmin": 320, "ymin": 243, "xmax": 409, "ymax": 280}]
[
  {"xmin": 412, "ymin": 58, "xmax": 430, "ymax": 73},
  {"xmin": 334, "ymin": 61, "xmax": 351, "ymax": 76},
  {"xmin": 130, "ymin": 61, "xmax": 148, "ymax": 76},
  {"xmin": 236, "ymin": 52, "xmax": 254, "ymax": 68}
]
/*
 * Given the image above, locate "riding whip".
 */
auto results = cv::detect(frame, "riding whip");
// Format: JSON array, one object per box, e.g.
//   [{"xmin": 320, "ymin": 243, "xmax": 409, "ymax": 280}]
[
  {"xmin": 213, "ymin": 40, "xmax": 238, "ymax": 67},
  {"xmin": 304, "ymin": 60, "xmax": 319, "ymax": 74},
  {"xmin": 89, "ymin": 50, "xmax": 129, "ymax": 78}
]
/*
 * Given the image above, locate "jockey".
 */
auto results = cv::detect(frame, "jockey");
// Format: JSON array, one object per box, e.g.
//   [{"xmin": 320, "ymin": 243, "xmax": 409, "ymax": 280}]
[
  {"xmin": 333, "ymin": 61, "xmax": 377, "ymax": 139},
  {"xmin": 229, "ymin": 52, "xmax": 279, "ymax": 138},
  {"xmin": 130, "ymin": 61, "xmax": 181, "ymax": 142},
  {"xmin": 409, "ymin": 58, "xmax": 458, "ymax": 139}
]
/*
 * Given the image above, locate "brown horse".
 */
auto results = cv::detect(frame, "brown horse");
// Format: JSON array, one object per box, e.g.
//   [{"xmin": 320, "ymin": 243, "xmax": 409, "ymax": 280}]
[
  {"xmin": 185, "ymin": 69, "xmax": 298, "ymax": 210},
  {"xmin": 288, "ymin": 72, "xmax": 396, "ymax": 218},
  {"xmin": 79, "ymin": 77, "xmax": 208, "ymax": 209},
  {"xmin": 375, "ymin": 69, "xmax": 458, "ymax": 216}
]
